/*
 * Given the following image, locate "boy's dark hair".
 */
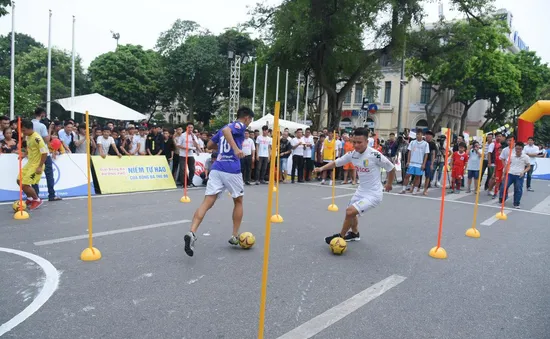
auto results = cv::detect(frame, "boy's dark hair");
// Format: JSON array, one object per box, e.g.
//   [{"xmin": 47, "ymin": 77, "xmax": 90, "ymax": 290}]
[
  {"xmin": 528, "ymin": 136, "xmax": 534, "ymax": 141},
  {"xmin": 515, "ymin": 142, "xmax": 525, "ymax": 148},
  {"xmin": 21, "ymin": 120, "xmax": 34, "ymax": 130},
  {"xmin": 262, "ymin": 125, "xmax": 268, "ymax": 131},
  {"xmin": 354, "ymin": 128, "xmax": 369, "ymax": 138},
  {"xmin": 425, "ymin": 130, "xmax": 434, "ymax": 136},
  {"xmin": 305, "ymin": 128, "xmax": 311, "ymax": 132},
  {"xmin": 237, "ymin": 106, "xmax": 255, "ymax": 119},
  {"xmin": 34, "ymin": 107, "xmax": 45, "ymax": 116},
  {"xmin": 495, "ymin": 132, "xmax": 502, "ymax": 136},
  {"xmin": 185, "ymin": 122, "xmax": 194, "ymax": 128},
  {"xmin": 296, "ymin": 128, "xmax": 303, "ymax": 133},
  {"xmin": 458, "ymin": 142, "xmax": 467, "ymax": 149},
  {"xmin": 0, "ymin": 115, "xmax": 9, "ymax": 122}
]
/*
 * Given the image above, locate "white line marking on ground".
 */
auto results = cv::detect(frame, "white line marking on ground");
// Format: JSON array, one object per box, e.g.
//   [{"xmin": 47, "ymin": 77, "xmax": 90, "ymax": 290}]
[
  {"xmin": 530, "ymin": 195, "xmax": 550, "ymax": 214},
  {"xmin": 34, "ymin": 220, "xmax": 191, "ymax": 246},
  {"xmin": 276, "ymin": 274, "xmax": 407, "ymax": 339},
  {"xmin": 0, "ymin": 247, "xmax": 60, "ymax": 336},
  {"xmin": 0, "ymin": 187, "xmax": 203, "ymax": 206},
  {"xmin": 480, "ymin": 211, "xmax": 512, "ymax": 226},
  {"xmin": 444, "ymin": 192, "xmax": 475, "ymax": 201},
  {"xmin": 321, "ymin": 193, "xmax": 354, "ymax": 200},
  {"xmin": 303, "ymin": 182, "xmax": 550, "ymax": 217}
]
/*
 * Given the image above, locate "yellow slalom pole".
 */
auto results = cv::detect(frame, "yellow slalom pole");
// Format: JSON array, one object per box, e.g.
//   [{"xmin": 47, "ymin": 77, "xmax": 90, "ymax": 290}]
[
  {"xmin": 328, "ymin": 130, "xmax": 338, "ymax": 212},
  {"xmin": 258, "ymin": 102, "xmax": 280, "ymax": 339},
  {"xmin": 80, "ymin": 111, "xmax": 101, "ymax": 262},
  {"xmin": 466, "ymin": 134, "xmax": 486, "ymax": 238},
  {"xmin": 271, "ymin": 122, "xmax": 283, "ymax": 223}
]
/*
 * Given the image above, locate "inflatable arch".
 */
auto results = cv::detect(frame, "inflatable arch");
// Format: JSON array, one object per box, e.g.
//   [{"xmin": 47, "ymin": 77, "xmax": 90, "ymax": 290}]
[{"xmin": 517, "ymin": 100, "xmax": 550, "ymax": 142}]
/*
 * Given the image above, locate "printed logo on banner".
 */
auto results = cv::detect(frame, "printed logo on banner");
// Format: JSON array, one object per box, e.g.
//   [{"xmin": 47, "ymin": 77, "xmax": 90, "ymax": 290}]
[{"xmin": 195, "ymin": 161, "xmax": 205, "ymax": 176}]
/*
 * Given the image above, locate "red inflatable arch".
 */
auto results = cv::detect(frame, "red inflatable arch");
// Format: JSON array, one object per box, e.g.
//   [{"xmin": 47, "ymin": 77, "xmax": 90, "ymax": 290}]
[{"xmin": 517, "ymin": 100, "xmax": 550, "ymax": 143}]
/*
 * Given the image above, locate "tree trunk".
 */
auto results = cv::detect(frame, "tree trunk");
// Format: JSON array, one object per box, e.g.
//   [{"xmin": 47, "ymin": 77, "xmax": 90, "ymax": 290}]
[
  {"xmin": 459, "ymin": 100, "xmax": 477, "ymax": 134},
  {"xmin": 326, "ymin": 92, "xmax": 342, "ymax": 132},
  {"xmin": 431, "ymin": 92, "xmax": 457, "ymax": 131},
  {"xmin": 425, "ymin": 91, "xmax": 440, "ymax": 129}
]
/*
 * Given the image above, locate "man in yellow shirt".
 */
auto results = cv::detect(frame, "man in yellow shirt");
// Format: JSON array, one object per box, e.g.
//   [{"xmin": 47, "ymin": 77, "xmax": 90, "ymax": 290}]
[
  {"xmin": 321, "ymin": 131, "xmax": 337, "ymax": 185},
  {"xmin": 19, "ymin": 120, "xmax": 48, "ymax": 210}
]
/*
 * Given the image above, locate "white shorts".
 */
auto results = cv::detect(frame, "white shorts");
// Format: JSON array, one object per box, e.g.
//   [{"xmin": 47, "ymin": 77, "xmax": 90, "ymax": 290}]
[
  {"xmin": 205, "ymin": 170, "xmax": 244, "ymax": 199},
  {"xmin": 348, "ymin": 193, "xmax": 382, "ymax": 216}
]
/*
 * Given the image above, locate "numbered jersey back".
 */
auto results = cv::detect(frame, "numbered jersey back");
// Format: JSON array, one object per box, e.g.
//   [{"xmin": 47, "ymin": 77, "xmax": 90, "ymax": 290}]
[{"xmin": 211, "ymin": 121, "xmax": 246, "ymax": 174}]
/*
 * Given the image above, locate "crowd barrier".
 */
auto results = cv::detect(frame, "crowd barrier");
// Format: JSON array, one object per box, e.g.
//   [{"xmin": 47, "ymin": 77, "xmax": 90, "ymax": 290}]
[
  {"xmin": 0, "ymin": 154, "xmax": 93, "ymax": 202},
  {"xmin": 1, "ymin": 154, "xmax": 548, "ymax": 202}
]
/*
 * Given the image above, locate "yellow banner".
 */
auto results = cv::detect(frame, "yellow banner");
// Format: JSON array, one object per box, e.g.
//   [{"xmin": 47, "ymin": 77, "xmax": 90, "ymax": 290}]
[{"xmin": 91, "ymin": 156, "xmax": 176, "ymax": 194}]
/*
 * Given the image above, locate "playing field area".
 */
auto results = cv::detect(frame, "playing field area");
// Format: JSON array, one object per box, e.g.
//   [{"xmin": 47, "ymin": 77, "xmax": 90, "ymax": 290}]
[{"xmin": 1, "ymin": 181, "xmax": 550, "ymax": 339}]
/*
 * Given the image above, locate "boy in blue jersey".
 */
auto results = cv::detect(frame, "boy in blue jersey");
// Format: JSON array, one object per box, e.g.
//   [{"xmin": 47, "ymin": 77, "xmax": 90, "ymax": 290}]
[{"xmin": 184, "ymin": 107, "xmax": 255, "ymax": 257}]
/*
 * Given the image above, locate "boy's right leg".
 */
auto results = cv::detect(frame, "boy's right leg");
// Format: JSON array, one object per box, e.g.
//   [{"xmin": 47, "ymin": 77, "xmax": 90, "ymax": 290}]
[{"xmin": 184, "ymin": 195, "xmax": 217, "ymax": 257}]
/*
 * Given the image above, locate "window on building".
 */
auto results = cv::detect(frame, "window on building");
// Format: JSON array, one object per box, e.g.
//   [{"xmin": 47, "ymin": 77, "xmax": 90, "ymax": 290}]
[
  {"xmin": 384, "ymin": 81, "xmax": 391, "ymax": 104},
  {"xmin": 365, "ymin": 83, "xmax": 376, "ymax": 103},
  {"xmin": 420, "ymin": 82, "xmax": 432, "ymax": 104},
  {"xmin": 344, "ymin": 88, "xmax": 351, "ymax": 104},
  {"xmin": 354, "ymin": 85, "xmax": 363, "ymax": 104}
]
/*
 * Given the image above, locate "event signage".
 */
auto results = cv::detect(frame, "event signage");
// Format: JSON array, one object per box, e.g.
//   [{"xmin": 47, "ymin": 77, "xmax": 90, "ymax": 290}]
[
  {"xmin": 91, "ymin": 156, "xmax": 176, "ymax": 194},
  {"xmin": 0, "ymin": 154, "xmax": 93, "ymax": 202}
]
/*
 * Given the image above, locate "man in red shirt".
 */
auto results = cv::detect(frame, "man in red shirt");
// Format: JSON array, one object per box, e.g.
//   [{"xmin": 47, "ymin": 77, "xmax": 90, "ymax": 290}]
[{"xmin": 450, "ymin": 142, "xmax": 468, "ymax": 193}]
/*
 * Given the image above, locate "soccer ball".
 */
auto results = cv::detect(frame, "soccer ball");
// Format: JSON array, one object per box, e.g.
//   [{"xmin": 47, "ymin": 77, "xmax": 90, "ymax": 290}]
[
  {"xmin": 329, "ymin": 237, "xmax": 347, "ymax": 255},
  {"xmin": 12, "ymin": 200, "xmax": 27, "ymax": 213},
  {"xmin": 239, "ymin": 232, "xmax": 255, "ymax": 249}
]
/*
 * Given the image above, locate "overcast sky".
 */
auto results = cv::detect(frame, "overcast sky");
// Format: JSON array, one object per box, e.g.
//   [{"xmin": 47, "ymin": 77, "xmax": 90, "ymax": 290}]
[{"xmin": 0, "ymin": 0, "xmax": 548, "ymax": 68}]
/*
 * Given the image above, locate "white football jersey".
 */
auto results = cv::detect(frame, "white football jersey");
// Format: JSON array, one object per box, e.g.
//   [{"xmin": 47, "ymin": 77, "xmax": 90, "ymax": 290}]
[{"xmin": 335, "ymin": 147, "xmax": 395, "ymax": 195}]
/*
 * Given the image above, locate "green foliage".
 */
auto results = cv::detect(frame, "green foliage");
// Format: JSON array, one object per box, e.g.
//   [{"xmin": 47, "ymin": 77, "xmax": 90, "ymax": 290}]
[
  {"xmin": 0, "ymin": 77, "xmax": 41, "ymax": 117},
  {"xmin": 161, "ymin": 33, "xmax": 226, "ymax": 123},
  {"xmin": 88, "ymin": 44, "xmax": 162, "ymax": 114},
  {"xmin": 407, "ymin": 17, "xmax": 521, "ymax": 131},
  {"xmin": 534, "ymin": 117, "xmax": 550, "ymax": 145},
  {"xmin": 249, "ymin": 0, "xmax": 485, "ymax": 130},
  {"xmin": 155, "ymin": 20, "xmax": 203, "ymax": 56},
  {"xmin": 0, "ymin": 0, "xmax": 10, "ymax": 17},
  {"xmin": 15, "ymin": 46, "xmax": 87, "ymax": 104},
  {"xmin": 0, "ymin": 33, "xmax": 44, "ymax": 77}
]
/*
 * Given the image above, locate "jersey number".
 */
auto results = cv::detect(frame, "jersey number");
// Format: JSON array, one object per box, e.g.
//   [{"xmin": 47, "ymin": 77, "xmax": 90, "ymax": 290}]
[{"xmin": 220, "ymin": 136, "xmax": 231, "ymax": 153}]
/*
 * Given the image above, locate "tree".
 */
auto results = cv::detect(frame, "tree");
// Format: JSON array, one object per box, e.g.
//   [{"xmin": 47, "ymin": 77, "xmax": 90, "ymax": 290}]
[
  {"xmin": 162, "ymin": 34, "xmax": 226, "ymax": 123},
  {"xmin": 407, "ymin": 17, "xmax": 518, "ymax": 132},
  {"xmin": 88, "ymin": 44, "xmax": 163, "ymax": 114},
  {"xmin": 0, "ymin": 0, "xmax": 10, "ymax": 17},
  {"xmin": 156, "ymin": 20, "xmax": 205, "ymax": 56},
  {"xmin": 15, "ymin": 47, "xmax": 87, "ymax": 106},
  {"xmin": 250, "ymin": 0, "xmax": 488, "ymax": 130},
  {"xmin": 0, "ymin": 77, "xmax": 41, "ymax": 117},
  {"xmin": 0, "ymin": 33, "xmax": 44, "ymax": 77}
]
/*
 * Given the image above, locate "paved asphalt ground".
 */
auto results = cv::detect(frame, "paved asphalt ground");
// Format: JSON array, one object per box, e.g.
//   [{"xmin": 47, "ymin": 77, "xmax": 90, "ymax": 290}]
[{"xmin": 1, "ymin": 178, "xmax": 550, "ymax": 339}]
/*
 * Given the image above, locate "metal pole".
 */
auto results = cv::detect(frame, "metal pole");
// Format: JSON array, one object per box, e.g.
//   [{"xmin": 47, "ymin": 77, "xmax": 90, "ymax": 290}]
[
  {"xmin": 397, "ymin": 39, "xmax": 406, "ymax": 134},
  {"xmin": 252, "ymin": 61, "xmax": 257, "ymax": 113},
  {"xmin": 9, "ymin": 1, "xmax": 15, "ymax": 120},
  {"xmin": 275, "ymin": 67, "xmax": 280, "ymax": 102},
  {"xmin": 284, "ymin": 69, "xmax": 289, "ymax": 120},
  {"xmin": 304, "ymin": 73, "xmax": 310, "ymax": 125},
  {"xmin": 262, "ymin": 64, "xmax": 268, "ymax": 116},
  {"xmin": 295, "ymin": 72, "xmax": 301, "ymax": 122},
  {"xmin": 71, "ymin": 15, "xmax": 75, "ymax": 120},
  {"xmin": 46, "ymin": 9, "xmax": 52, "ymax": 119}
]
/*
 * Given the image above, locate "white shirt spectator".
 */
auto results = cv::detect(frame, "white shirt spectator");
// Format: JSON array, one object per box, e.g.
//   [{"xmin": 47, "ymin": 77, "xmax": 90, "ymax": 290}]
[
  {"xmin": 335, "ymin": 139, "xmax": 343, "ymax": 158},
  {"xmin": 467, "ymin": 149, "xmax": 482, "ymax": 171},
  {"xmin": 138, "ymin": 135, "xmax": 147, "ymax": 155},
  {"xmin": 58, "ymin": 129, "xmax": 75, "ymax": 150},
  {"xmin": 485, "ymin": 142, "xmax": 495, "ymax": 161},
  {"xmin": 177, "ymin": 132, "xmax": 199, "ymax": 157},
  {"xmin": 291, "ymin": 137, "xmax": 305, "ymax": 156},
  {"xmin": 303, "ymin": 136, "xmax": 314, "ymax": 158},
  {"xmin": 508, "ymin": 153, "xmax": 531, "ymax": 176},
  {"xmin": 96, "ymin": 136, "xmax": 115, "ymax": 155},
  {"xmin": 256, "ymin": 135, "xmax": 272, "ymax": 158},
  {"xmin": 130, "ymin": 134, "xmax": 140, "ymax": 155},
  {"xmin": 242, "ymin": 137, "xmax": 255, "ymax": 156},
  {"xmin": 407, "ymin": 140, "xmax": 430, "ymax": 167},
  {"xmin": 197, "ymin": 137, "xmax": 205, "ymax": 150},
  {"xmin": 523, "ymin": 145, "xmax": 540, "ymax": 165},
  {"xmin": 368, "ymin": 137, "xmax": 374, "ymax": 147}
]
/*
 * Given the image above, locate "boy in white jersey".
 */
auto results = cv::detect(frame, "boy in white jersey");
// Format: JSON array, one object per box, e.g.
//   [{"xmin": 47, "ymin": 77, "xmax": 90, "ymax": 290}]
[{"xmin": 314, "ymin": 128, "xmax": 396, "ymax": 243}]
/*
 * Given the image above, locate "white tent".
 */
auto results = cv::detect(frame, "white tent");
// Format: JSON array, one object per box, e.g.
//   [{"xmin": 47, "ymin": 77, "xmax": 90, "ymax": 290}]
[
  {"xmin": 55, "ymin": 93, "xmax": 147, "ymax": 121},
  {"xmin": 248, "ymin": 114, "xmax": 309, "ymax": 134}
]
